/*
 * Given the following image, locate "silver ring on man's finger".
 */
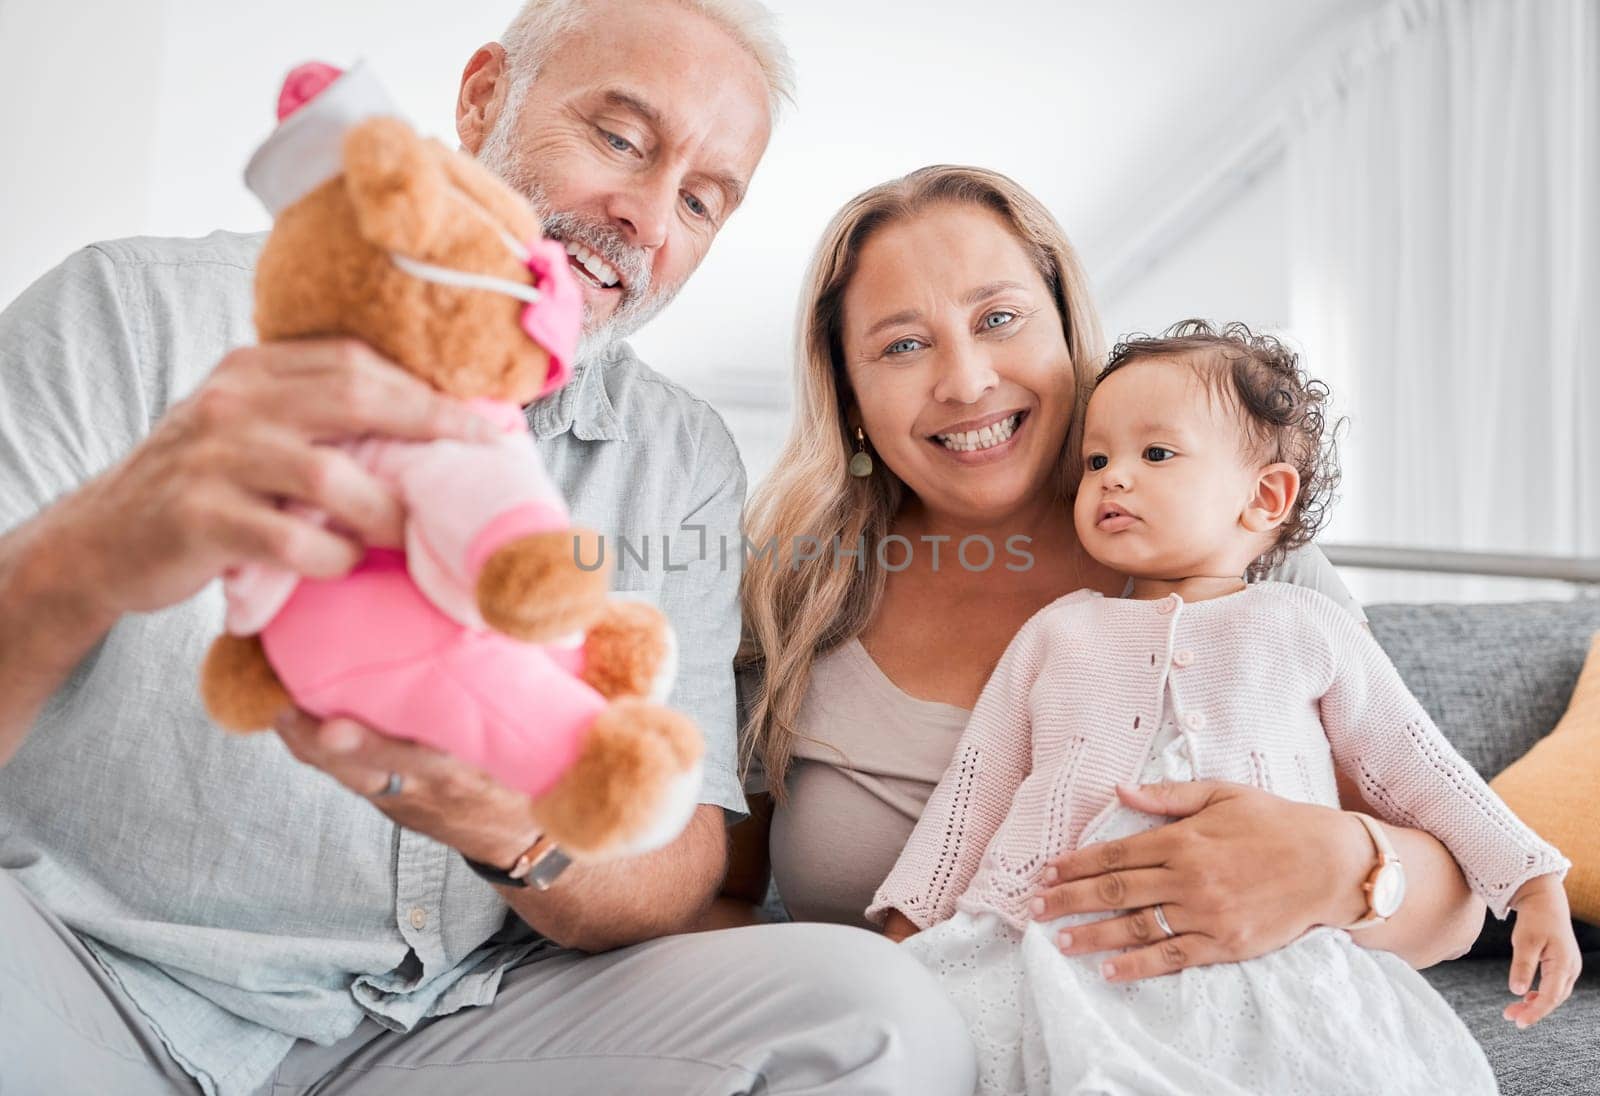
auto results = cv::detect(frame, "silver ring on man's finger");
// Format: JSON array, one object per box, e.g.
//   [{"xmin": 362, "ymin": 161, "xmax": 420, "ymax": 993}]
[
  {"xmin": 371, "ymin": 772, "xmax": 404, "ymax": 799},
  {"xmin": 1152, "ymin": 903, "xmax": 1176, "ymax": 939}
]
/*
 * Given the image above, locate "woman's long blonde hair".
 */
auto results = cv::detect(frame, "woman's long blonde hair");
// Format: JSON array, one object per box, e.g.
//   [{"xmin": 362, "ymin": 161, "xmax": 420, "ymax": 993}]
[{"xmin": 739, "ymin": 165, "xmax": 1105, "ymax": 798}]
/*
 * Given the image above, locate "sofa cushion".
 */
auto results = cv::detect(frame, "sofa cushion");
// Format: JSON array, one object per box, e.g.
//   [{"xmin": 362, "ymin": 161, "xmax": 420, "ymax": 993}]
[
  {"xmin": 1365, "ymin": 599, "xmax": 1600, "ymax": 779},
  {"xmin": 1368, "ymin": 599, "xmax": 1600, "ymax": 957},
  {"xmin": 1491, "ymin": 633, "xmax": 1600, "ymax": 923}
]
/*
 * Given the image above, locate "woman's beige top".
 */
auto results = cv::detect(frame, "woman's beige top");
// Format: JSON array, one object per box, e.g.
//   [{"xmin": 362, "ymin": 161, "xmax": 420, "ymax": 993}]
[
  {"xmin": 762, "ymin": 546, "xmax": 1365, "ymax": 930},
  {"xmin": 767, "ymin": 637, "xmax": 971, "ymax": 928}
]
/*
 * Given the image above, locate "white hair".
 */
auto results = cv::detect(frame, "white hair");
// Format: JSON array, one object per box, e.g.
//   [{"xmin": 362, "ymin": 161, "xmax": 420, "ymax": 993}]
[{"xmin": 497, "ymin": 0, "xmax": 795, "ymax": 126}]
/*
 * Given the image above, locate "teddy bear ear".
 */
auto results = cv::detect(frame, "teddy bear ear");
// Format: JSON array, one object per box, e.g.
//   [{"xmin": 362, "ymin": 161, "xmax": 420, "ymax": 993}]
[{"xmin": 342, "ymin": 116, "xmax": 449, "ymax": 258}]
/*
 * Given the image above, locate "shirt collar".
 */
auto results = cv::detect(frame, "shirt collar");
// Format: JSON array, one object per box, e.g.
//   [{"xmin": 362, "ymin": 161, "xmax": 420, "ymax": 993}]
[{"xmin": 525, "ymin": 342, "xmax": 629, "ymax": 442}]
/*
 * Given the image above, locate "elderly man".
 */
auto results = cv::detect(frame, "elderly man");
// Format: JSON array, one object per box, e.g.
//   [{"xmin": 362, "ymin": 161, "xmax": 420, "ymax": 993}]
[{"xmin": 0, "ymin": 1, "xmax": 976, "ymax": 1093}]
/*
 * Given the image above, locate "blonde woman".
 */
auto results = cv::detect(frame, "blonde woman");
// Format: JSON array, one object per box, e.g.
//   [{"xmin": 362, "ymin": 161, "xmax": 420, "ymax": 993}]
[{"xmin": 712, "ymin": 166, "xmax": 1486, "ymax": 989}]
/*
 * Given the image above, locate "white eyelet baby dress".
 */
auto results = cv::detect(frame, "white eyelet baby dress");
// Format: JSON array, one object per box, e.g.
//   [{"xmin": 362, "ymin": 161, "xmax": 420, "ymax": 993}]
[{"xmin": 902, "ymin": 712, "xmax": 1499, "ymax": 1096}]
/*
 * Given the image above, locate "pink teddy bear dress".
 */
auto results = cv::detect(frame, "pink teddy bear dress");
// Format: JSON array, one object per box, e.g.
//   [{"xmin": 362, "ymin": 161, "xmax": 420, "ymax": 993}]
[{"xmin": 223, "ymin": 62, "xmax": 598, "ymax": 803}]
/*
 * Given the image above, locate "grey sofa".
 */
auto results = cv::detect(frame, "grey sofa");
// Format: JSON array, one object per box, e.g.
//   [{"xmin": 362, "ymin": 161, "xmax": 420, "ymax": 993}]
[
  {"xmin": 763, "ymin": 598, "xmax": 1600, "ymax": 1093},
  {"xmin": 1370, "ymin": 600, "xmax": 1600, "ymax": 1095}
]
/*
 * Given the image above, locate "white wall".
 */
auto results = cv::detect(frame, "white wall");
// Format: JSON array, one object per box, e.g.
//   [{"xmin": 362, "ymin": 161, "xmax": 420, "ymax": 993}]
[
  {"xmin": 0, "ymin": 0, "xmax": 509, "ymax": 296},
  {"xmin": 1099, "ymin": 163, "xmax": 1290, "ymax": 345},
  {"xmin": 0, "ymin": 0, "xmax": 1367, "ymax": 440},
  {"xmin": 3, "ymin": 0, "xmax": 1376, "ymax": 496},
  {"xmin": 9, "ymin": 0, "xmax": 1573, "ymax": 601},
  {"xmin": 0, "ymin": 3, "xmax": 167, "ymax": 295}
]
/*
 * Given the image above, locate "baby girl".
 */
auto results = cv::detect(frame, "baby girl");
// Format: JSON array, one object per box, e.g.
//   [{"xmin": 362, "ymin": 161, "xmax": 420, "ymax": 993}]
[{"xmin": 869, "ymin": 321, "xmax": 1579, "ymax": 1095}]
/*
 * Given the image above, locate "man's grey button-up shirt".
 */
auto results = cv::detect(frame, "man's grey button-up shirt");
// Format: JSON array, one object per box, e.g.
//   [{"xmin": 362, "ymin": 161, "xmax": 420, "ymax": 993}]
[{"xmin": 0, "ymin": 232, "xmax": 748, "ymax": 1096}]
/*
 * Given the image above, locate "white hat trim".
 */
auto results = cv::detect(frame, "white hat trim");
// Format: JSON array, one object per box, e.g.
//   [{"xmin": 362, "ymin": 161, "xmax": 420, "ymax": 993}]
[{"xmin": 244, "ymin": 62, "xmax": 400, "ymax": 216}]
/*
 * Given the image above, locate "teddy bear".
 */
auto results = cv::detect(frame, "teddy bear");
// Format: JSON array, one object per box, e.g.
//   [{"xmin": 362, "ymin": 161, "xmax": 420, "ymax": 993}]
[{"xmin": 198, "ymin": 62, "xmax": 703, "ymax": 862}]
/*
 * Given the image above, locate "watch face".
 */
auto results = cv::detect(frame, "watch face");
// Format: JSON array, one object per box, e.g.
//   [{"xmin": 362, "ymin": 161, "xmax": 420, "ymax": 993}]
[
  {"xmin": 1371, "ymin": 864, "xmax": 1406, "ymax": 918},
  {"xmin": 527, "ymin": 846, "xmax": 573, "ymax": 891}
]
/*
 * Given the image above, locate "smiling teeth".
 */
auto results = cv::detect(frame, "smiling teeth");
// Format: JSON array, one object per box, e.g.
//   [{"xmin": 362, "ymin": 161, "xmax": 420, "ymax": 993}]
[
  {"xmin": 564, "ymin": 241, "xmax": 620, "ymax": 288},
  {"xmin": 937, "ymin": 413, "xmax": 1021, "ymax": 452}
]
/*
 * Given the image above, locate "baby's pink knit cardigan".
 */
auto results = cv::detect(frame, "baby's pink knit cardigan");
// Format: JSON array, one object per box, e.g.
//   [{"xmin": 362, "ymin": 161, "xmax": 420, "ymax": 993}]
[{"xmin": 869, "ymin": 583, "xmax": 1568, "ymax": 930}]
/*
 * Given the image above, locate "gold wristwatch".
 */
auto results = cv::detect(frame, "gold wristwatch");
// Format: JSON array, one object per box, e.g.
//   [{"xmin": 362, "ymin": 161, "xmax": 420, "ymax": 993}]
[{"xmin": 1341, "ymin": 811, "xmax": 1406, "ymax": 930}]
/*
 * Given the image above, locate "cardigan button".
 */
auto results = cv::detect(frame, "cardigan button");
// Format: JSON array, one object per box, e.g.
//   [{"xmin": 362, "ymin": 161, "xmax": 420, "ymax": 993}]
[
  {"xmin": 1182, "ymin": 711, "xmax": 1207, "ymax": 731},
  {"xmin": 1173, "ymin": 650, "xmax": 1195, "ymax": 668},
  {"xmin": 1155, "ymin": 595, "xmax": 1178, "ymax": 615}
]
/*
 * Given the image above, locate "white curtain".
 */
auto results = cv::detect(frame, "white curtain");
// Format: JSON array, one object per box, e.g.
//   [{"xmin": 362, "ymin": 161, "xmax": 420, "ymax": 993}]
[{"xmin": 1287, "ymin": 0, "xmax": 1599, "ymax": 603}]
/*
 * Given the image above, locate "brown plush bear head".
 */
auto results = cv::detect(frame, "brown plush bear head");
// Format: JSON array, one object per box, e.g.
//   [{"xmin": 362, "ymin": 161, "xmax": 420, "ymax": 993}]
[{"xmin": 253, "ymin": 115, "xmax": 567, "ymax": 405}]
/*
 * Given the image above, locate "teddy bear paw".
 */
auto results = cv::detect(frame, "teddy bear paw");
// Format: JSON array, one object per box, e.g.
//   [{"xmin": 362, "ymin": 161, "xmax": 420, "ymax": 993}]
[
  {"xmin": 200, "ymin": 633, "xmax": 292, "ymax": 732},
  {"xmin": 528, "ymin": 699, "xmax": 703, "ymax": 860},
  {"xmin": 476, "ymin": 528, "xmax": 609, "ymax": 643},
  {"xmin": 580, "ymin": 599, "xmax": 678, "ymax": 702}
]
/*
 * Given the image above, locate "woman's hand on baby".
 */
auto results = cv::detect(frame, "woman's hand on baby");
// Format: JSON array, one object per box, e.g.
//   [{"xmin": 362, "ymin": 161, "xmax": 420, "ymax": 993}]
[
  {"xmin": 1503, "ymin": 874, "xmax": 1582, "ymax": 1028},
  {"xmin": 1029, "ymin": 780, "xmax": 1370, "ymax": 982}
]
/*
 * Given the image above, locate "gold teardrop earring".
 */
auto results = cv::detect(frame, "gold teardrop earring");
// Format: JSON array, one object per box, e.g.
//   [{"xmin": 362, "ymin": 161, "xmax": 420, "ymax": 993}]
[{"xmin": 848, "ymin": 425, "xmax": 874, "ymax": 478}]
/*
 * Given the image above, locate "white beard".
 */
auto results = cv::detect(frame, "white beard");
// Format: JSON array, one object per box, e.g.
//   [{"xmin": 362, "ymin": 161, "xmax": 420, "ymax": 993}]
[{"xmin": 475, "ymin": 104, "xmax": 681, "ymax": 364}]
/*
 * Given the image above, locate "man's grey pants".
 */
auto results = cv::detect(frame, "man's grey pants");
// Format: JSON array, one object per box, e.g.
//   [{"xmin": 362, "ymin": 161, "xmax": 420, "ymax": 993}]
[{"xmin": 0, "ymin": 869, "xmax": 977, "ymax": 1094}]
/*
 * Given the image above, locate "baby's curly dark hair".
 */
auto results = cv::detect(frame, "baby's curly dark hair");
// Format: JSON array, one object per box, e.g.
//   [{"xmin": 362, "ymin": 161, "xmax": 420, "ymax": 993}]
[{"xmin": 1096, "ymin": 319, "xmax": 1343, "ymax": 578}]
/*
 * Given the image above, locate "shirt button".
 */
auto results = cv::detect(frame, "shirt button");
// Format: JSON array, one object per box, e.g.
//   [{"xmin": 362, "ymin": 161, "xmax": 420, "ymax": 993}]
[
  {"xmin": 409, "ymin": 907, "xmax": 428, "ymax": 930},
  {"xmin": 1173, "ymin": 650, "xmax": 1195, "ymax": 668}
]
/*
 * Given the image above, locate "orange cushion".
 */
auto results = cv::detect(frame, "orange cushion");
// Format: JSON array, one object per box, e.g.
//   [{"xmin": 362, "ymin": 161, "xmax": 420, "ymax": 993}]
[{"xmin": 1491, "ymin": 633, "xmax": 1600, "ymax": 924}]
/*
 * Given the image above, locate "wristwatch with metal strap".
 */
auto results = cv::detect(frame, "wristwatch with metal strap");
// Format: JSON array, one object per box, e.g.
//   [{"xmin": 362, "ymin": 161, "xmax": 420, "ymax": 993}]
[{"xmin": 461, "ymin": 834, "xmax": 571, "ymax": 890}]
